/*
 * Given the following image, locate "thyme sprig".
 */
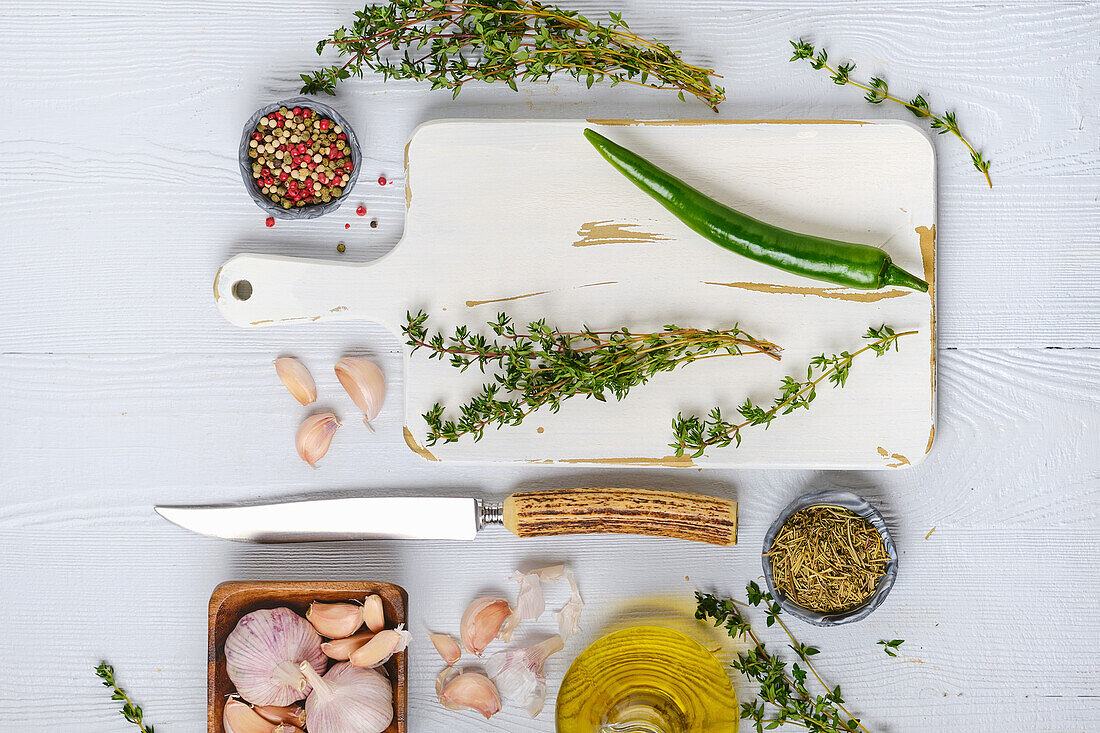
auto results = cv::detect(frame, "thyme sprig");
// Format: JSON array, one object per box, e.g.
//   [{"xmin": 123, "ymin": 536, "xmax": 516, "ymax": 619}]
[
  {"xmin": 877, "ymin": 639, "xmax": 905, "ymax": 657},
  {"xmin": 404, "ymin": 310, "xmax": 779, "ymax": 445},
  {"xmin": 301, "ymin": 0, "xmax": 725, "ymax": 110},
  {"xmin": 95, "ymin": 663, "xmax": 154, "ymax": 733},
  {"xmin": 697, "ymin": 584, "xmax": 870, "ymax": 733},
  {"xmin": 672, "ymin": 325, "xmax": 913, "ymax": 457},
  {"xmin": 789, "ymin": 39, "xmax": 992, "ymax": 188}
]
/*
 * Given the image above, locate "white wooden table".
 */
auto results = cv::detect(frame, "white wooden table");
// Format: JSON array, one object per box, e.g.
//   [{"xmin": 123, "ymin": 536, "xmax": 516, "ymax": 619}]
[{"xmin": 1, "ymin": 1, "xmax": 1097, "ymax": 731}]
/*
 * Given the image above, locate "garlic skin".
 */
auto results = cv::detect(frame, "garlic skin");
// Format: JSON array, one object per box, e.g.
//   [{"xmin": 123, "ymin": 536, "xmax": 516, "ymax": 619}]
[
  {"xmin": 428, "ymin": 633, "xmax": 462, "ymax": 665},
  {"xmin": 486, "ymin": 635, "xmax": 564, "ymax": 717},
  {"xmin": 321, "ymin": 631, "xmax": 376, "ymax": 661},
  {"xmin": 252, "ymin": 703, "xmax": 306, "ymax": 728},
  {"xmin": 349, "ymin": 624, "xmax": 411, "ymax": 668},
  {"xmin": 300, "ymin": 661, "xmax": 393, "ymax": 733},
  {"xmin": 306, "ymin": 601, "xmax": 363, "ymax": 639},
  {"xmin": 499, "ymin": 565, "xmax": 562, "ymax": 642},
  {"xmin": 554, "ymin": 569, "xmax": 584, "ymax": 642},
  {"xmin": 436, "ymin": 668, "xmax": 501, "ymax": 719},
  {"xmin": 274, "ymin": 357, "xmax": 317, "ymax": 405},
  {"xmin": 460, "ymin": 597, "xmax": 511, "ymax": 656},
  {"xmin": 362, "ymin": 594, "xmax": 386, "ymax": 632},
  {"xmin": 334, "ymin": 357, "xmax": 386, "ymax": 431},
  {"xmin": 225, "ymin": 608, "xmax": 327, "ymax": 707},
  {"xmin": 296, "ymin": 413, "xmax": 340, "ymax": 467},
  {"xmin": 223, "ymin": 698, "xmax": 277, "ymax": 733}
]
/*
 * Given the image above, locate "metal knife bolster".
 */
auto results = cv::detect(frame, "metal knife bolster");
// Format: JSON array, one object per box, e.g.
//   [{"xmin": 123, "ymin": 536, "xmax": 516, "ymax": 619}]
[{"xmin": 478, "ymin": 500, "xmax": 505, "ymax": 528}]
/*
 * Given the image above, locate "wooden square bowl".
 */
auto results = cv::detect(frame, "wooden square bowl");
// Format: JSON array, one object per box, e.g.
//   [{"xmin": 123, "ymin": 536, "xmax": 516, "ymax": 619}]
[{"xmin": 208, "ymin": 580, "xmax": 408, "ymax": 733}]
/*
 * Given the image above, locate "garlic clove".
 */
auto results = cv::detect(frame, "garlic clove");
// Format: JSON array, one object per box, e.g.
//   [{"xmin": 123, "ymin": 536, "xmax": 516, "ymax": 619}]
[
  {"xmin": 362, "ymin": 594, "xmax": 386, "ymax": 632},
  {"xmin": 334, "ymin": 357, "xmax": 386, "ymax": 431},
  {"xmin": 349, "ymin": 624, "xmax": 411, "ymax": 668},
  {"xmin": 486, "ymin": 635, "xmax": 564, "ymax": 718},
  {"xmin": 437, "ymin": 670, "xmax": 502, "ymax": 719},
  {"xmin": 459, "ymin": 597, "xmax": 511, "ymax": 656},
  {"xmin": 321, "ymin": 630, "xmax": 377, "ymax": 661},
  {"xmin": 272, "ymin": 726, "xmax": 305, "ymax": 733},
  {"xmin": 306, "ymin": 601, "xmax": 364, "ymax": 639},
  {"xmin": 252, "ymin": 703, "xmax": 306, "ymax": 728},
  {"xmin": 428, "ymin": 633, "xmax": 462, "ymax": 665},
  {"xmin": 223, "ymin": 698, "xmax": 277, "ymax": 733},
  {"xmin": 296, "ymin": 413, "xmax": 340, "ymax": 467},
  {"xmin": 554, "ymin": 569, "xmax": 584, "ymax": 642},
  {"xmin": 274, "ymin": 357, "xmax": 317, "ymax": 405}
]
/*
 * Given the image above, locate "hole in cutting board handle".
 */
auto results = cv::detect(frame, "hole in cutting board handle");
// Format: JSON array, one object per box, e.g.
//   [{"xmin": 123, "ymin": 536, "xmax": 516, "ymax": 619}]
[{"xmin": 232, "ymin": 280, "xmax": 253, "ymax": 301}]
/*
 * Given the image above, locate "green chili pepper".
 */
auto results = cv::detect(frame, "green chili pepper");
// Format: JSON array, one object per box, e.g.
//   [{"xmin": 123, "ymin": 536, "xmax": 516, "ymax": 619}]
[{"xmin": 583, "ymin": 129, "xmax": 928, "ymax": 292}]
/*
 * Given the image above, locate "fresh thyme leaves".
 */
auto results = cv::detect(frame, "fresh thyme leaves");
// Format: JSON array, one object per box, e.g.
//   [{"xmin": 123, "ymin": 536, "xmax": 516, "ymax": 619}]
[
  {"xmin": 403, "ymin": 310, "xmax": 780, "ymax": 445},
  {"xmin": 301, "ymin": 0, "xmax": 725, "ymax": 110},
  {"xmin": 878, "ymin": 639, "xmax": 905, "ymax": 657},
  {"xmin": 95, "ymin": 663, "xmax": 154, "ymax": 733},
  {"xmin": 671, "ymin": 325, "xmax": 913, "ymax": 457},
  {"xmin": 767, "ymin": 505, "xmax": 889, "ymax": 613},
  {"xmin": 696, "ymin": 584, "xmax": 870, "ymax": 733},
  {"xmin": 788, "ymin": 39, "xmax": 992, "ymax": 188}
]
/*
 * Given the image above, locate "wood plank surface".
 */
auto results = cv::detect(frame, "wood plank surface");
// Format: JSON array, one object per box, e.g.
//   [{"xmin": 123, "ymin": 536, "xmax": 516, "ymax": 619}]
[{"xmin": 0, "ymin": 0, "xmax": 1097, "ymax": 731}]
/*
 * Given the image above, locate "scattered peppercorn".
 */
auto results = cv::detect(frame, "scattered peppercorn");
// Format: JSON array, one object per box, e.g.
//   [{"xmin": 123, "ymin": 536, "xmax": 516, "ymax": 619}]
[
  {"xmin": 337, "ymin": 243, "xmax": 346, "ymax": 253},
  {"xmin": 345, "ymin": 223, "xmax": 351, "ymax": 229},
  {"xmin": 377, "ymin": 176, "xmax": 387, "ymax": 186},
  {"xmin": 370, "ymin": 219, "xmax": 379, "ymax": 228},
  {"xmin": 356, "ymin": 205, "xmax": 366, "ymax": 216},
  {"xmin": 250, "ymin": 106, "xmax": 353, "ymax": 209},
  {"xmin": 265, "ymin": 217, "xmax": 275, "ymax": 227}
]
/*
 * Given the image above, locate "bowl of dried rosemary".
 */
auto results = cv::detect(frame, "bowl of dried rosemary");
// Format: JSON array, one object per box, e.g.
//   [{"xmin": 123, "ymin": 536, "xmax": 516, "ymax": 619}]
[{"xmin": 762, "ymin": 490, "xmax": 898, "ymax": 626}]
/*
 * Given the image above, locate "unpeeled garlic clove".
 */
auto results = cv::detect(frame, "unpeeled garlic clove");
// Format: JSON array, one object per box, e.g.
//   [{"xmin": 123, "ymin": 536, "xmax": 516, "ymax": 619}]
[
  {"xmin": 223, "ymin": 698, "xmax": 277, "ymax": 733},
  {"xmin": 296, "ymin": 413, "xmax": 340, "ymax": 467},
  {"xmin": 428, "ymin": 633, "xmax": 462, "ymax": 665},
  {"xmin": 349, "ymin": 624, "xmax": 411, "ymax": 668},
  {"xmin": 460, "ymin": 597, "xmax": 511, "ymax": 656},
  {"xmin": 253, "ymin": 703, "xmax": 306, "ymax": 728},
  {"xmin": 306, "ymin": 601, "xmax": 363, "ymax": 639},
  {"xmin": 362, "ymin": 594, "xmax": 386, "ymax": 632},
  {"xmin": 334, "ymin": 357, "xmax": 386, "ymax": 431},
  {"xmin": 274, "ymin": 357, "xmax": 317, "ymax": 405},
  {"xmin": 321, "ymin": 631, "xmax": 376, "ymax": 661},
  {"xmin": 436, "ymin": 668, "xmax": 501, "ymax": 719}
]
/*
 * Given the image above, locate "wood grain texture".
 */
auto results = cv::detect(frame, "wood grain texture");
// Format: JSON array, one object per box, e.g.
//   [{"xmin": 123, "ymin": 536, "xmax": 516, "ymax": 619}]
[
  {"xmin": 503, "ymin": 487, "xmax": 737, "ymax": 545},
  {"xmin": 0, "ymin": 0, "xmax": 1098, "ymax": 731}
]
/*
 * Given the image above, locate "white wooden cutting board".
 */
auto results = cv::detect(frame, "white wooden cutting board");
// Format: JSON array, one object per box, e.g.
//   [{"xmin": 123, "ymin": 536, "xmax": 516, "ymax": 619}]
[{"xmin": 215, "ymin": 119, "xmax": 936, "ymax": 469}]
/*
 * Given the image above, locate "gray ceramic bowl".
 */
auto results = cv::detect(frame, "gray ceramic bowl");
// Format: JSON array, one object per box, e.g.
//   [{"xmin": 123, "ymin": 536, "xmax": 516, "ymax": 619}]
[
  {"xmin": 238, "ymin": 96, "xmax": 361, "ymax": 219},
  {"xmin": 762, "ymin": 490, "xmax": 898, "ymax": 626}
]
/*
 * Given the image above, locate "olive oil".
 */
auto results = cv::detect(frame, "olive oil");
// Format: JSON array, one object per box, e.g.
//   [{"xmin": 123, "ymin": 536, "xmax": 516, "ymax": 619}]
[{"xmin": 556, "ymin": 626, "xmax": 738, "ymax": 733}]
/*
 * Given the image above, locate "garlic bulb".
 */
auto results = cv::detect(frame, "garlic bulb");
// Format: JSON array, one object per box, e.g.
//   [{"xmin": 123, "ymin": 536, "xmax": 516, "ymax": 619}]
[
  {"xmin": 253, "ymin": 703, "xmax": 306, "ymax": 728},
  {"xmin": 322, "ymin": 631, "xmax": 376, "ymax": 661},
  {"xmin": 436, "ymin": 667, "xmax": 501, "ymax": 719},
  {"xmin": 460, "ymin": 597, "xmax": 511, "ymax": 656},
  {"xmin": 428, "ymin": 633, "xmax": 462, "ymax": 665},
  {"xmin": 334, "ymin": 357, "xmax": 386, "ymax": 431},
  {"xmin": 306, "ymin": 601, "xmax": 363, "ymax": 639},
  {"xmin": 349, "ymin": 624, "xmax": 411, "ymax": 668},
  {"xmin": 296, "ymin": 413, "xmax": 340, "ymax": 467},
  {"xmin": 274, "ymin": 357, "xmax": 317, "ymax": 405},
  {"xmin": 486, "ymin": 635, "xmax": 564, "ymax": 717},
  {"xmin": 362, "ymin": 594, "xmax": 386, "ymax": 632},
  {"xmin": 224, "ymin": 607, "xmax": 327, "ymax": 706},
  {"xmin": 554, "ymin": 569, "xmax": 584, "ymax": 642},
  {"xmin": 300, "ymin": 660, "xmax": 393, "ymax": 733},
  {"xmin": 223, "ymin": 698, "xmax": 276, "ymax": 733}
]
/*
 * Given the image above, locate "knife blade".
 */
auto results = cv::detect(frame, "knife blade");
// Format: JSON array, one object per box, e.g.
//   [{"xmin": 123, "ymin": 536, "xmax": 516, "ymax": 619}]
[{"xmin": 156, "ymin": 488, "xmax": 737, "ymax": 546}]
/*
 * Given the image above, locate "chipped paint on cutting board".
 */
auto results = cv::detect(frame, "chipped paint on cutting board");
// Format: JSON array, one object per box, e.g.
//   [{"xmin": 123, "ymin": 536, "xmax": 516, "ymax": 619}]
[{"xmin": 213, "ymin": 119, "xmax": 936, "ymax": 468}]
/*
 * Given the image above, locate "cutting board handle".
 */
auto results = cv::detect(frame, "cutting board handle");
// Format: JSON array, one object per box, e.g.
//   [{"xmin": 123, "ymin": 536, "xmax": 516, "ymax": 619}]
[
  {"xmin": 214, "ymin": 253, "xmax": 406, "ymax": 328},
  {"xmin": 502, "ymin": 488, "xmax": 737, "ymax": 546}
]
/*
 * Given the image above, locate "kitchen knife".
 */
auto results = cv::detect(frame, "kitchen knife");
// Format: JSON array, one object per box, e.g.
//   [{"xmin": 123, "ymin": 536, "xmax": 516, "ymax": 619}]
[{"xmin": 155, "ymin": 488, "xmax": 736, "ymax": 546}]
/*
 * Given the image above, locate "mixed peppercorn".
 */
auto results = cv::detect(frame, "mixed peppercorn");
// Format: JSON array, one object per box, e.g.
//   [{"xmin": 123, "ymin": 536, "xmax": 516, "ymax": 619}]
[{"xmin": 248, "ymin": 105, "xmax": 353, "ymax": 209}]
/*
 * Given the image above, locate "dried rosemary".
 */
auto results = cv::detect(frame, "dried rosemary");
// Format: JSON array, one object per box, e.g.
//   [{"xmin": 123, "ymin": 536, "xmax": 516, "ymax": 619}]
[
  {"xmin": 767, "ymin": 505, "xmax": 888, "ymax": 613},
  {"xmin": 300, "ymin": 0, "xmax": 725, "ymax": 109},
  {"xmin": 403, "ymin": 310, "xmax": 779, "ymax": 445}
]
